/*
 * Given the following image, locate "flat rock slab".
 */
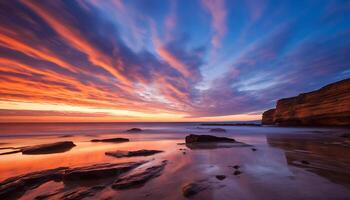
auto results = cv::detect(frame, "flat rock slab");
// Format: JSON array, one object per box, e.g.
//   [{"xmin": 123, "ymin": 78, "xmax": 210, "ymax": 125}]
[
  {"xmin": 0, "ymin": 161, "xmax": 147, "ymax": 200},
  {"xmin": 0, "ymin": 167, "xmax": 68, "ymax": 200},
  {"xmin": 185, "ymin": 134, "xmax": 251, "ymax": 149},
  {"xmin": 64, "ymin": 161, "xmax": 145, "ymax": 181},
  {"xmin": 186, "ymin": 134, "xmax": 236, "ymax": 143},
  {"xmin": 112, "ymin": 160, "xmax": 167, "ymax": 190},
  {"xmin": 91, "ymin": 138, "xmax": 129, "ymax": 143},
  {"xmin": 22, "ymin": 141, "xmax": 75, "ymax": 155},
  {"xmin": 105, "ymin": 149, "xmax": 163, "ymax": 158}
]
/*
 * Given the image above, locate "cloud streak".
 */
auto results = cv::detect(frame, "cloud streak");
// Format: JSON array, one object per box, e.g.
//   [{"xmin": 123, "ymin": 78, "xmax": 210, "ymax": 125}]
[{"xmin": 0, "ymin": 0, "xmax": 349, "ymax": 122}]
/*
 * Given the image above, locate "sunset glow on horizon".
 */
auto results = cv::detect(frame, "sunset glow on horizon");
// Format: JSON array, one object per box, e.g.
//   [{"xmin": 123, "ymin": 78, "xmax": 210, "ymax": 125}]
[{"xmin": 0, "ymin": 0, "xmax": 349, "ymax": 122}]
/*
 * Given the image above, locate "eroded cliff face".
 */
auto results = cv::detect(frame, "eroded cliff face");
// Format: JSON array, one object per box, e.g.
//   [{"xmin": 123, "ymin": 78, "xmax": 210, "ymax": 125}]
[
  {"xmin": 262, "ymin": 109, "xmax": 276, "ymax": 125},
  {"xmin": 262, "ymin": 79, "xmax": 350, "ymax": 126}
]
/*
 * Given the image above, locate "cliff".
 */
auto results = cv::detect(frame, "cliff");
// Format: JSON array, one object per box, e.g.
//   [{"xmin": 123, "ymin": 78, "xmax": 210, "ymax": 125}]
[{"xmin": 262, "ymin": 79, "xmax": 350, "ymax": 126}]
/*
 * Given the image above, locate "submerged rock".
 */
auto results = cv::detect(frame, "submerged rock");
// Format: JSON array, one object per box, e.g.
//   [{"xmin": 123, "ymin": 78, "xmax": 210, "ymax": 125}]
[
  {"xmin": 59, "ymin": 185, "xmax": 105, "ymax": 200},
  {"xmin": 185, "ymin": 134, "xmax": 236, "ymax": 143},
  {"xmin": 22, "ymin": 141, "xmax": 75, "ymax": 155},
  {"xmin": 105, "ymin": 149, "xmax": 163, "ymax": 158},
  {"xmin": 209, "ymin": 128, "xmax": 226, "ymax": 132},
  {"xmin": 64, "ymin": 162, "xmax": 145, "ymax": 181},
  {"xmin": 90, "ymin": 138, "xmax": 129, "ymax": 143},
  {"xmin": 126, "ymin": 128, "xmax": 142, "ymax": 132},
  {"xmin": 112, "ymin": 160, "xmax": 167, "ymax": 189},
  {"xmin": 182, "ymin": 182, "xmax": 207, "ymax": 198}
]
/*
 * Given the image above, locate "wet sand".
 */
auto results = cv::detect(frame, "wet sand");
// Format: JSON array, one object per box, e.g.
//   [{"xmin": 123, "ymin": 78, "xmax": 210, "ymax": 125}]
[{"xmin": 1, "ymin": 126, "xmax": 350, "ymax": 200}]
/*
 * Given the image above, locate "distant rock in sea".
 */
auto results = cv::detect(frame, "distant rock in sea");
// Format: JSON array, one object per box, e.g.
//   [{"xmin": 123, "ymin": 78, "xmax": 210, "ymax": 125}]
[
  {"xmin": 91, "ymin": 138, "xmax": 129, "ymax": 143},
  {"xmin": 126, "ymin": 128, "xmax": 142, "ymax": 132},
  {"xmin": 262, "ymin": 78, "xmax": 350, "ymax": 126},
  {"xmin": 209, "ymin": 128, "xmax": 226, "ymax": 132},
  {"xmin": 105, "ymin": 149, "xmax": 163, "ymax": 158}
]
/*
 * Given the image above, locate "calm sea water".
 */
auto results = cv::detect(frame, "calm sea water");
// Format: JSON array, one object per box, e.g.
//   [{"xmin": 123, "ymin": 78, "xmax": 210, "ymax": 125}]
[
  {"xmin": 0, "ymin": 121, "xmax": 345, "ymax": 137},
  {"xmin": 1, "ymin": 122, "xmax": 350, "ymax": 200}
]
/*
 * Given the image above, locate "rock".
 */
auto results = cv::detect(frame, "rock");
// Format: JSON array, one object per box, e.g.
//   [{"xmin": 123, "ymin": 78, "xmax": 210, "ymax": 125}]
[
  {"xmin": 185, "ymin": 134, "xmax": 250, "ymax": 149},
  {"xmin": 22, "ymin": 141, "xmax": 75, "ymax": 155},
  {"xmin": 231, "ymin": 165, "xmax": 240, "ymax": 169},
  {"xmin": 215, "ymin": 175, "xmax": 226, "ymax": 180},
  {"xmin": 0, "ymin": 167, "xmax": 68, "ymax": 200},
  {"xmin": 340, "ymin": 133, "xmax": 350, "ymax": 139},
  {"xmin": 233, "ymin": 170, "xmax": 242, "ymax": 175},
  {"xmin": 185, "ymin": 134, "xmax": 236, "ymax": 143},
  {"xmin": 59, "ymin": 185, "xmax": 105, "ymax": 200},
  {"xmin": 63, "ymin": 162, "xmax": 145, "ymax": 181},
  {"xmin": 112, "ymin": 160, "xmax": 167, "ymax": 189},
  {"xmin": 262, "ymin": 109, "xmax": 276, "ymax": 125},
  {"xmin": 301, "ymin": 160, "xmax": 310, "ymax": 165},
  {"xmin": 126, "ymin": 128, "xmax": 142, "ymax": 132},
  {"xmin": 90, "ymin": 138, "xmax": 129, "ymax": 143},
  {"xmin": 262, "ymin": 79, "xmax": 350, "ymax": 126},
  {"xmin": 0, "ymin": 161, "xmax": 147, "ymax": 199},
  {"xmin": 182, "ymin": 182, "xmax": 207, "ymax": 198},
  {"xmin": 201, "ymin": 123, "xmax": 261, "ymax": 126},
  {"xmin": 0, "ymin": 149, "xmax": 22, "ymax": 155},
  {"xmin": 105, "ymin": 149, "xmax": 163, "ymax": 158},
  {"xmin": 209, "ymin": 128, "xmax": 226, "ymax": 132}
]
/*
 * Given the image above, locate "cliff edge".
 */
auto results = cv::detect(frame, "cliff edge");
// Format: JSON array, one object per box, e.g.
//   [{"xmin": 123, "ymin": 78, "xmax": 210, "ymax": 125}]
[{"xmin": 262, "ymin": 79, "xmax": 350, "ymax": 126}]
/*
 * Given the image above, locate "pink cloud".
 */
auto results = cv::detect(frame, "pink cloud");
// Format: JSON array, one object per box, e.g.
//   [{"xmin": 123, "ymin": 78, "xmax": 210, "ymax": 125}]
[{"xmin": 201, "ymin": 0, "xmax": 227, "ymax": 48}]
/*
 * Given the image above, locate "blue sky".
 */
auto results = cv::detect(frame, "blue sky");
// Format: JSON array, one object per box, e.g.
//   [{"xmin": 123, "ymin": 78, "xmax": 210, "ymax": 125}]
[{"xmin": 0, "ymin": 0, "xmax": 349, "ymax": 122}]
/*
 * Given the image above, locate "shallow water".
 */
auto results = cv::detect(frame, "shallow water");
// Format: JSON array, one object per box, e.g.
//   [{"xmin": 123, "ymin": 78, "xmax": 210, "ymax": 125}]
[{"xmin": 0, "ymin": 123, "xmax": 350, "ymax": 200}]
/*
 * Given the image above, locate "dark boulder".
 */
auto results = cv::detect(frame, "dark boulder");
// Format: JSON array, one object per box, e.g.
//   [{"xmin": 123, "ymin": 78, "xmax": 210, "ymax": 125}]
[
  {"xmin": 22, "ymin": 141, "xmax": 75, "ymax": 155},
  {"xmin": 185, "ymin": 134, "xmax": 235, "ymax": 143},
  {"xmin": 215, "ymin": 175, "xmax": 226, "ymax": 180}
]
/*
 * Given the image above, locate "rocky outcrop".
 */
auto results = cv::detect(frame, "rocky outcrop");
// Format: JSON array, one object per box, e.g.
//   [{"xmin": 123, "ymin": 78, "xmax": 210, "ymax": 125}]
[
  {"xmin": 185, "ymin": 134, "xmax": 236, "ymax": 143},
  {"xmin": 63, "ymin": 162, "xmax": 144, "ymax": 181},
  {"xmin": 112, "ymin": 160, "xmax": 167, "ymax": 189},
  {"xmin": 105, "ymin": 149, "xmax": 163, "ymax": 158},
  {"xmin": 0, "ymin": 161, "xmax": 145, "ymax": 199},
  {"xmin": 262, "ymin": 79, "xmax": 350, "ymax": 126},
  {"xmin": 0, "ymin": 167, "xmax": 68, "ymax": 200},
  {"xmin": 22, "ymin": 141, "xmax": 75, "ymax": 155},
  {"xmin": 262, "ymin": 109, "xmax": 276, "ymax": 125},
  {"xmin": 90, "ymin": 138, "xmax": 129, "ymax": 143},
  {"xmin": 185, "ymin": 134, "xmax": 251, "ymax": 149}
]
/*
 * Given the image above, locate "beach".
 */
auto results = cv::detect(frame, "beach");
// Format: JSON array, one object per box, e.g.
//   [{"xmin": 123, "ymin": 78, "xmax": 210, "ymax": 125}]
[{"xmin": 1, "ymin": 123, "xmax": 350, "ymax": 200}]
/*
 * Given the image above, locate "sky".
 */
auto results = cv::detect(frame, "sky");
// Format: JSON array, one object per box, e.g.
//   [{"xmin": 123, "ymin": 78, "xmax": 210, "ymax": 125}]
[{"xmin": 0, "ymin": 0, "xmax": 349, "ymax": 122}]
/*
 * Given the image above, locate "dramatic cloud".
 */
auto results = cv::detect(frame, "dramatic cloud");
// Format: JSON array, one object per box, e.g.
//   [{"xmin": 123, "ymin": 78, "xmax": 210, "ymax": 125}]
[{"xmin": 0, "ymin": 0, "xmax": 349, "ymax": 122}]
